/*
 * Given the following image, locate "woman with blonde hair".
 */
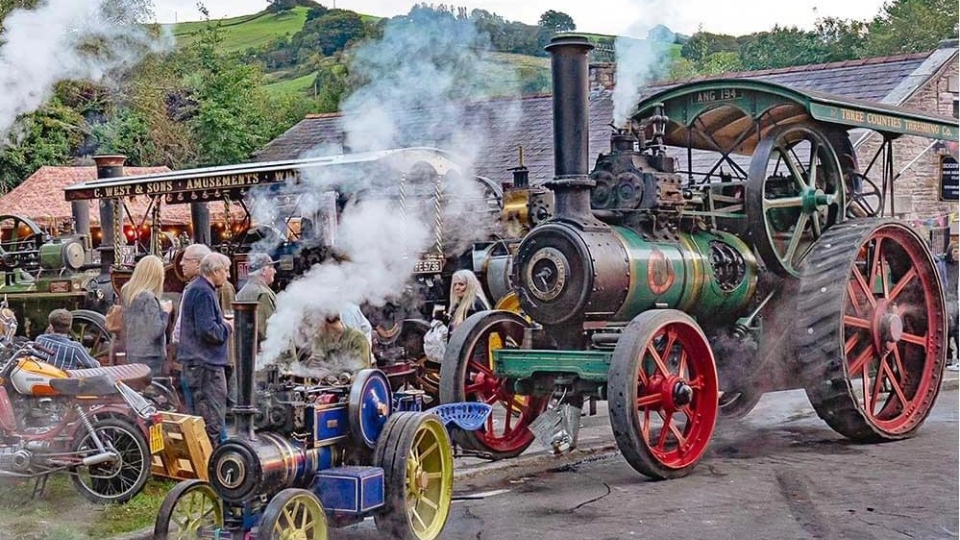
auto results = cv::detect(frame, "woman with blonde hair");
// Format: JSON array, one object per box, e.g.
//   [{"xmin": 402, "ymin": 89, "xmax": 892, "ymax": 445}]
[
  {"xmin": 121, "ymin": 255, "xmax": 172, "ymax": 376},
  {"xmin": 447, "ymin": 269, "xmax": 490, "ymax": 332}
]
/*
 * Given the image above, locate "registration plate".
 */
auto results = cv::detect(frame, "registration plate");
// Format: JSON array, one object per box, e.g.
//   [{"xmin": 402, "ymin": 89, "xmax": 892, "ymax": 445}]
[
  {"xmin": 149, "ymin": 423, "xmax": 164, "ymax": 454},
  {"xmin": 413, "ymin": 259, "xmax": 442, "ymax": 274}
]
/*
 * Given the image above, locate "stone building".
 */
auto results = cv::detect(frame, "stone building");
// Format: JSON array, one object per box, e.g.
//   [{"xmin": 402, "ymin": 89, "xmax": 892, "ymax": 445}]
[{"xmin": 255, "ymin": 41, "xmax": 959, "ymax": 243}]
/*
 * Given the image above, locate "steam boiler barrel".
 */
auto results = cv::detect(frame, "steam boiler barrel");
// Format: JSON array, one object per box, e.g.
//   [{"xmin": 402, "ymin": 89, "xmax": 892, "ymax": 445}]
[
  {"xmin": 208, "ymin": 432, "xmax": 327, "ymax": 504},
  {"xmin": 515, "ymin": 223, "xmax": 758, "ymax": 326}
]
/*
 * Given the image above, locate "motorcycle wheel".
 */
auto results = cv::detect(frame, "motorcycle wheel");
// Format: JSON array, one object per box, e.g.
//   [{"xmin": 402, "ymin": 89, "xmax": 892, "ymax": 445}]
[{"xmin": 70, "ymin": 417, "xmax": 151, "ymax": 504}]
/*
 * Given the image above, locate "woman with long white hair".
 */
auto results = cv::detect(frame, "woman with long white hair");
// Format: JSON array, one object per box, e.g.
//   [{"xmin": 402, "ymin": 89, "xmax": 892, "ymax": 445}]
[{"xmin": 447, "ymin": 269, "xmax": 490, "ymax": 332}]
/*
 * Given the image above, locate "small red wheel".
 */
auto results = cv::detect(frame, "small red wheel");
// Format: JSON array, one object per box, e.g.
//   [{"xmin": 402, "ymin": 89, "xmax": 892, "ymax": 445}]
[
  {"xmin": 439, "ymin": 311, "xmax": 549, "ymax": 459},
  {"xmin": 608, "ymin": 310, "xmax": 719, "ymax": 480},
  {"xmin": 797, "ymin": 220, "xmax": 946, "ymax": 440}
]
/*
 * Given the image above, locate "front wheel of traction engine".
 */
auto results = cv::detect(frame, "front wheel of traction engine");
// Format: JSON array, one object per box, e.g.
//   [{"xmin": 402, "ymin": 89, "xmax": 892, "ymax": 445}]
[
  {"xmin": 259, "ymin": 488, "xmax": 329, "ymax": 540},
  {"xmin": 796, "ymin": 219, "xmax": 946, "ymax": 441},
  {"xmin": 374, "ymin": 412, "xmax": 453, "ymax": 540},
  {"xmin": 154, "ymin": 480, "xmax": 224, "ymax": 540},
  {"xmin": 608, "ymin": 310, "xmax": 719, "ymax": 480},
  {"xmin": 438, "ymin": 310, "xmax": 550, "ymax": 459},
  {"xmin": 70, "ymin": 417, "xmax": 150, "ymax": 504}
]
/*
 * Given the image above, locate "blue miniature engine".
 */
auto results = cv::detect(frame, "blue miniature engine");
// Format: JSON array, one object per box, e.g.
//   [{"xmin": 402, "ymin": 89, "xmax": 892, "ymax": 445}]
[{"xmin": 155, "ymin": 301, "xmax": 456, "ymax": 540}]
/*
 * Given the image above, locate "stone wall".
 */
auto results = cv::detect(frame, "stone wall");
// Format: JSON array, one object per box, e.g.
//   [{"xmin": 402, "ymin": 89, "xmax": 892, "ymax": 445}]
[{"xmin": 853, "ymin": 56, "xmax": 958, "ymax": 221}]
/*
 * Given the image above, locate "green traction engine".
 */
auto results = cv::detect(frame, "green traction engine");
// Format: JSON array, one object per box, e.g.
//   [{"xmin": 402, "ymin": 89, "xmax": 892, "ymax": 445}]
[{"xmin": 439, "ymin": 35, "xmax": 948, "ymax": 480}]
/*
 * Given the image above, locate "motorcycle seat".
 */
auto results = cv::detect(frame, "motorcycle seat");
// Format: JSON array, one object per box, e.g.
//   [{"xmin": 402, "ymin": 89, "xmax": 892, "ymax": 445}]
[
  {"xmin": 65, "ymin": 363, "xmax": 152, "ymax": 390},
  {"xmin": 49, "ymin": 374, "xmax": 119, "ymax": 397}
]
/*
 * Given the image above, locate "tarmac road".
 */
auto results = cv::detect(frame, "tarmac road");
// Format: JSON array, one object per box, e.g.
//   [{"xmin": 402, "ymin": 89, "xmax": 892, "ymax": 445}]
[{"xmin": 118, "ymin": 373, "xmax": 959, "ymax": 540}]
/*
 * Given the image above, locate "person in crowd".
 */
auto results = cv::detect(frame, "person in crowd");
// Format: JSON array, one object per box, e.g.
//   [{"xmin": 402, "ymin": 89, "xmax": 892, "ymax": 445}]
[
  {"xmin": 447, "ymin": 269, "xmax": 490, "ymax": 333},
  {"xmin": 939, "ymin": 243, "xmax": 959, "ymax": 370},
  {"xmin": 120, "ymin": 255, "xmax": 172, "ymax": 376},
  {"xmin": 236, "ymin": 253, "xmax": 278, "ymax": 342},
  {"xmin": 340, "ymin": 302, "xmax": 373, "ymax": 347},
  {"xmin": 35, "ymin": 309, "xmax": 101, "ymax": 370},
  {"xmin": 172, "ymin": 243, "xmax": 212, "ymax": 411},
  {"xmin": 218, "ymin": 266, "xmax": 238, "ymax": 409},
  {"xmin": 179, "ymin": 252, "xmax": 233, "ymax": 447},
  {"xmin": 304, "ymin": 313, "xmax": 371, "ymax": 382}
]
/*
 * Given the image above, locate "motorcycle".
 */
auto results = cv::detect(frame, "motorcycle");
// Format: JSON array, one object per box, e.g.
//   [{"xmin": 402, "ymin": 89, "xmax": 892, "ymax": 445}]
[{"xmin": 0, "ymin": 302, "xmax": 158, "ymax": 504}]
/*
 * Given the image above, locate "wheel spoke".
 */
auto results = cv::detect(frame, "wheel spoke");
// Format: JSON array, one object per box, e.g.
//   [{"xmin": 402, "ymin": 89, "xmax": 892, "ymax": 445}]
[
  {"xmin": 880, "ymin": 356, "xmax": 909, "ymax": 411},
  {"xmin": 900, "ymin": 332, "xmax": 927, "ymax": 347},
  {"xmin": 636, "ymin": 394, "xmax": 661, "ymax": 408},
  {"xmin": 783, "ymin": 213, "xmax": 808, "ymax": 262},
  {"xmin": 888, "ymin": 267, "xmax": 917, "ymax": 301},
  {"xmin": 763, "ymin": 195, "xmax": 804, "ymax": 210},
  {"xmin": 850, "ymin": 265, "xmax": 877, "ymax": 309},
  {"xmin": 844, "ymin": 332, "xmax": 862, "ymax": 355},
  {"xmin": 646, "ymin": 342, "xmax": 670, "ymax": 377},
  {"xmin": 807, "ymin": 141, "xmax": 819, "ymax": 187},
  {"xmin": 848, "ymin": 347, "xmax": 874, "ymax": 377},
  {"xmin": 778, "ymin": 146, "xmax": 808, "ymax": 190},
  {"xmin": 842, "ymin": 315, "xmax": 871, "ymax": 330}
]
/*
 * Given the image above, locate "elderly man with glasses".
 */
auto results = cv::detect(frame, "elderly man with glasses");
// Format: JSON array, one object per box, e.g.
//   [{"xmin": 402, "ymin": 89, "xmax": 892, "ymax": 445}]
[{"xmin": 178, "ymin": 252, "xmax": 234, "ymax": 447}]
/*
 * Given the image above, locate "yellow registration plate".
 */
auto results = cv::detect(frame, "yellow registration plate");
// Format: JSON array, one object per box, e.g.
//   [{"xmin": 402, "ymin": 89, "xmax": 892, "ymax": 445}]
[{"xmin": 149, "ymin": 423, "xmax": 164, "ymax": 454}]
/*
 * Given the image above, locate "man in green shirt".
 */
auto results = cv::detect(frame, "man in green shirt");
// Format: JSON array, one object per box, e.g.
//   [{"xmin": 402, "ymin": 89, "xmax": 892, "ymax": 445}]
[
  {"xmin": 305, "ymin": 313, "xmax": 371, "ymax": 381},
  {"xmin": 236, "ymin": 253, "xmax": 277, "ymax": 341}
]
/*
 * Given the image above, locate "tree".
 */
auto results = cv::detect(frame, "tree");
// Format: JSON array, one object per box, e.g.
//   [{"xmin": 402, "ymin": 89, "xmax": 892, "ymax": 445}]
[
  {"xmin": 0, "ymin": 97, "xmax": 85, "ymax": 193},
  {"xmin": 681, "ymin": 31, "xmax": 739, "ymax": 63},
  {"xmin": 865, "ymin": 0, "xmax": 959, "ymax": 55},
  {"xmin": 293, "ymin": 9, "xmax": 366, "ymax": 56},
  {"xmin": 815, "ymin": 17, "xmax": 868, "ymax": 61},
  {"xmin": 738, "ymin": 26, "xmax": 832, "ymax": 70},
  {"xmin": 538, "ymin": 10, "xmax": 575, "ymax": 33}
]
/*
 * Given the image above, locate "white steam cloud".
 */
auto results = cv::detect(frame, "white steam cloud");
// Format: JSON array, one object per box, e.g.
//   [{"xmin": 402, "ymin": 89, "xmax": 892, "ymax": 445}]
[
  {"xmin": 612, "ymin": 0, "xmax": 688, "ymax": 126},
  {"xmin": 256, "ymin": 14, "xmax": 521, "ymax": 368},
  {"xmin": 0, "ymin": 0, "xmax": 171, "ymax": 140}
]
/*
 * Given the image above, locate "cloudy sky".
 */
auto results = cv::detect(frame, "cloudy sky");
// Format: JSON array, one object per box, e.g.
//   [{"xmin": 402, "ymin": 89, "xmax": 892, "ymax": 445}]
[{"xmin": 154, "ymin": 0, "xmax": 890, "ymax": 37}]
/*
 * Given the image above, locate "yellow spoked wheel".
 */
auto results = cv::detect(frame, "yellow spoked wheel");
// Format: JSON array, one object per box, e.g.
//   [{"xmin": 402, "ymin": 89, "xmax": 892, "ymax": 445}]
[
  {"xmin": 374, "ymin": 412, "xmax": 454, "ymax": 540},
  {"xmin": 154, "ymin": 480, "xmax": 224, "ymax": 540},
  {"xmin": 259, "ymin": 488, "xmax": 328, "ymax": 540}
]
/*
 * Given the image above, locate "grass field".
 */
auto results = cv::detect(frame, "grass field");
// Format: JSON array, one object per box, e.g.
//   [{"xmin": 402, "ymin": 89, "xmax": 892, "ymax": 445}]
[
  {"xmin": 166, "ymin": 7, "xmax": 309, "ymax": 53},
  {"xmin": 264, "ymin": 71, "xmax": 318, "ymax": 96}
]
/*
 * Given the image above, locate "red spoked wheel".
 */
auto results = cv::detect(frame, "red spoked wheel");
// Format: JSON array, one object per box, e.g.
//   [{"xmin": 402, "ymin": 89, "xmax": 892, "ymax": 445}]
[
  {"xmin": 608, "ymin": 310, "xmax": 719, "ymax": 480},
  {"xmin": 439, "ymin": 311, "xmax": 549, "ymax": 459},
  {"xmin": 796, "ymin": 219, "xmax": 946, "ymax": 441}
]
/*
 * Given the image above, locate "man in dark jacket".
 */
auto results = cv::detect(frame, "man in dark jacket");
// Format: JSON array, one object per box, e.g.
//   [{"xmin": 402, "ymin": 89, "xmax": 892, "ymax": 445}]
[{"xmin": 179, "ymin": 252, "xmax": 233, "ymax": 446}]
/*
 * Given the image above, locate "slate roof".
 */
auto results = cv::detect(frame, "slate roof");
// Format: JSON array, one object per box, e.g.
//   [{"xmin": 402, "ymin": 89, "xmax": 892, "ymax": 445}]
[
  {"xmin": 642, "ymin": 53, "xmax": 929, "ymax": 102},
  {"xmin": 254, "ymin": 47, "xmax": 956, "ymax": 186},
  {"xmin": 0, "ymin": 165, "xmax": 195, "ymax": 227}
]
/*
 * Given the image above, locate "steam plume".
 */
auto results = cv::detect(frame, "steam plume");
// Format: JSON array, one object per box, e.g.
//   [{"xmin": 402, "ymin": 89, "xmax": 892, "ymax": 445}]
[
  {"xmin": 257, "ymin": 13, "xmax": 521, "ymax": 367},
  {"xmin": 612, "ymin": 0, "xmax": 687, "ymax": 126},
  {"xmin": 0, "ymin": 0, "xmax": 170, "ymax": 140}
]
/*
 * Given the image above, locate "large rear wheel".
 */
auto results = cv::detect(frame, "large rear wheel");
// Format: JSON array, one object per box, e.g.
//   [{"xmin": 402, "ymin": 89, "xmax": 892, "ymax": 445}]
[
  {"xmin": 608, "ymin": 310, "xmax": 719, "ymax": 480},
  {"xmin": 796, "ymin": 219, "xmax": 946, "ymax": 441},
  {"xmin": 439, "ymin": 311, "xmax": 549, "ymax": 459}
]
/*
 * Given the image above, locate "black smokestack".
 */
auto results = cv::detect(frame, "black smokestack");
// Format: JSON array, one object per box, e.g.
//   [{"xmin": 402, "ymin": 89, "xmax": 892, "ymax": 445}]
[
  {"xmin": 232, "ymin": 300, "xmax": 259, "ymax": 440},
  {"xmin": 545, "ymin": 34, "xmax": 594, "ymax": 221},
  {"xmin": 93, "ymin": 155, "xmax": 125, "ymax": 272},
  {"xmin": 190, "ymin": 203, "xmax": 211, "ymax": 245}
]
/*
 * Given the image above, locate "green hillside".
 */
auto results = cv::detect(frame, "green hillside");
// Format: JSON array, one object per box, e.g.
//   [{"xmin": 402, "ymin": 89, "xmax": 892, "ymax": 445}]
[{"xmin": 167, "ymin": 7, "xmax": 310, "ymax": 53}]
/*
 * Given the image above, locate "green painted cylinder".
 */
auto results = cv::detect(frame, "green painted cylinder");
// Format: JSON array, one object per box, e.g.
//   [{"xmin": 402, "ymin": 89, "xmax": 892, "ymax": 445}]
[
  {"xmin": 514, "ymin": 221, "xmax": 757, "ymax": 326},
  {"xmin": 611, "ymin": 226, "xmax": 757, "ymax": 323}
]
